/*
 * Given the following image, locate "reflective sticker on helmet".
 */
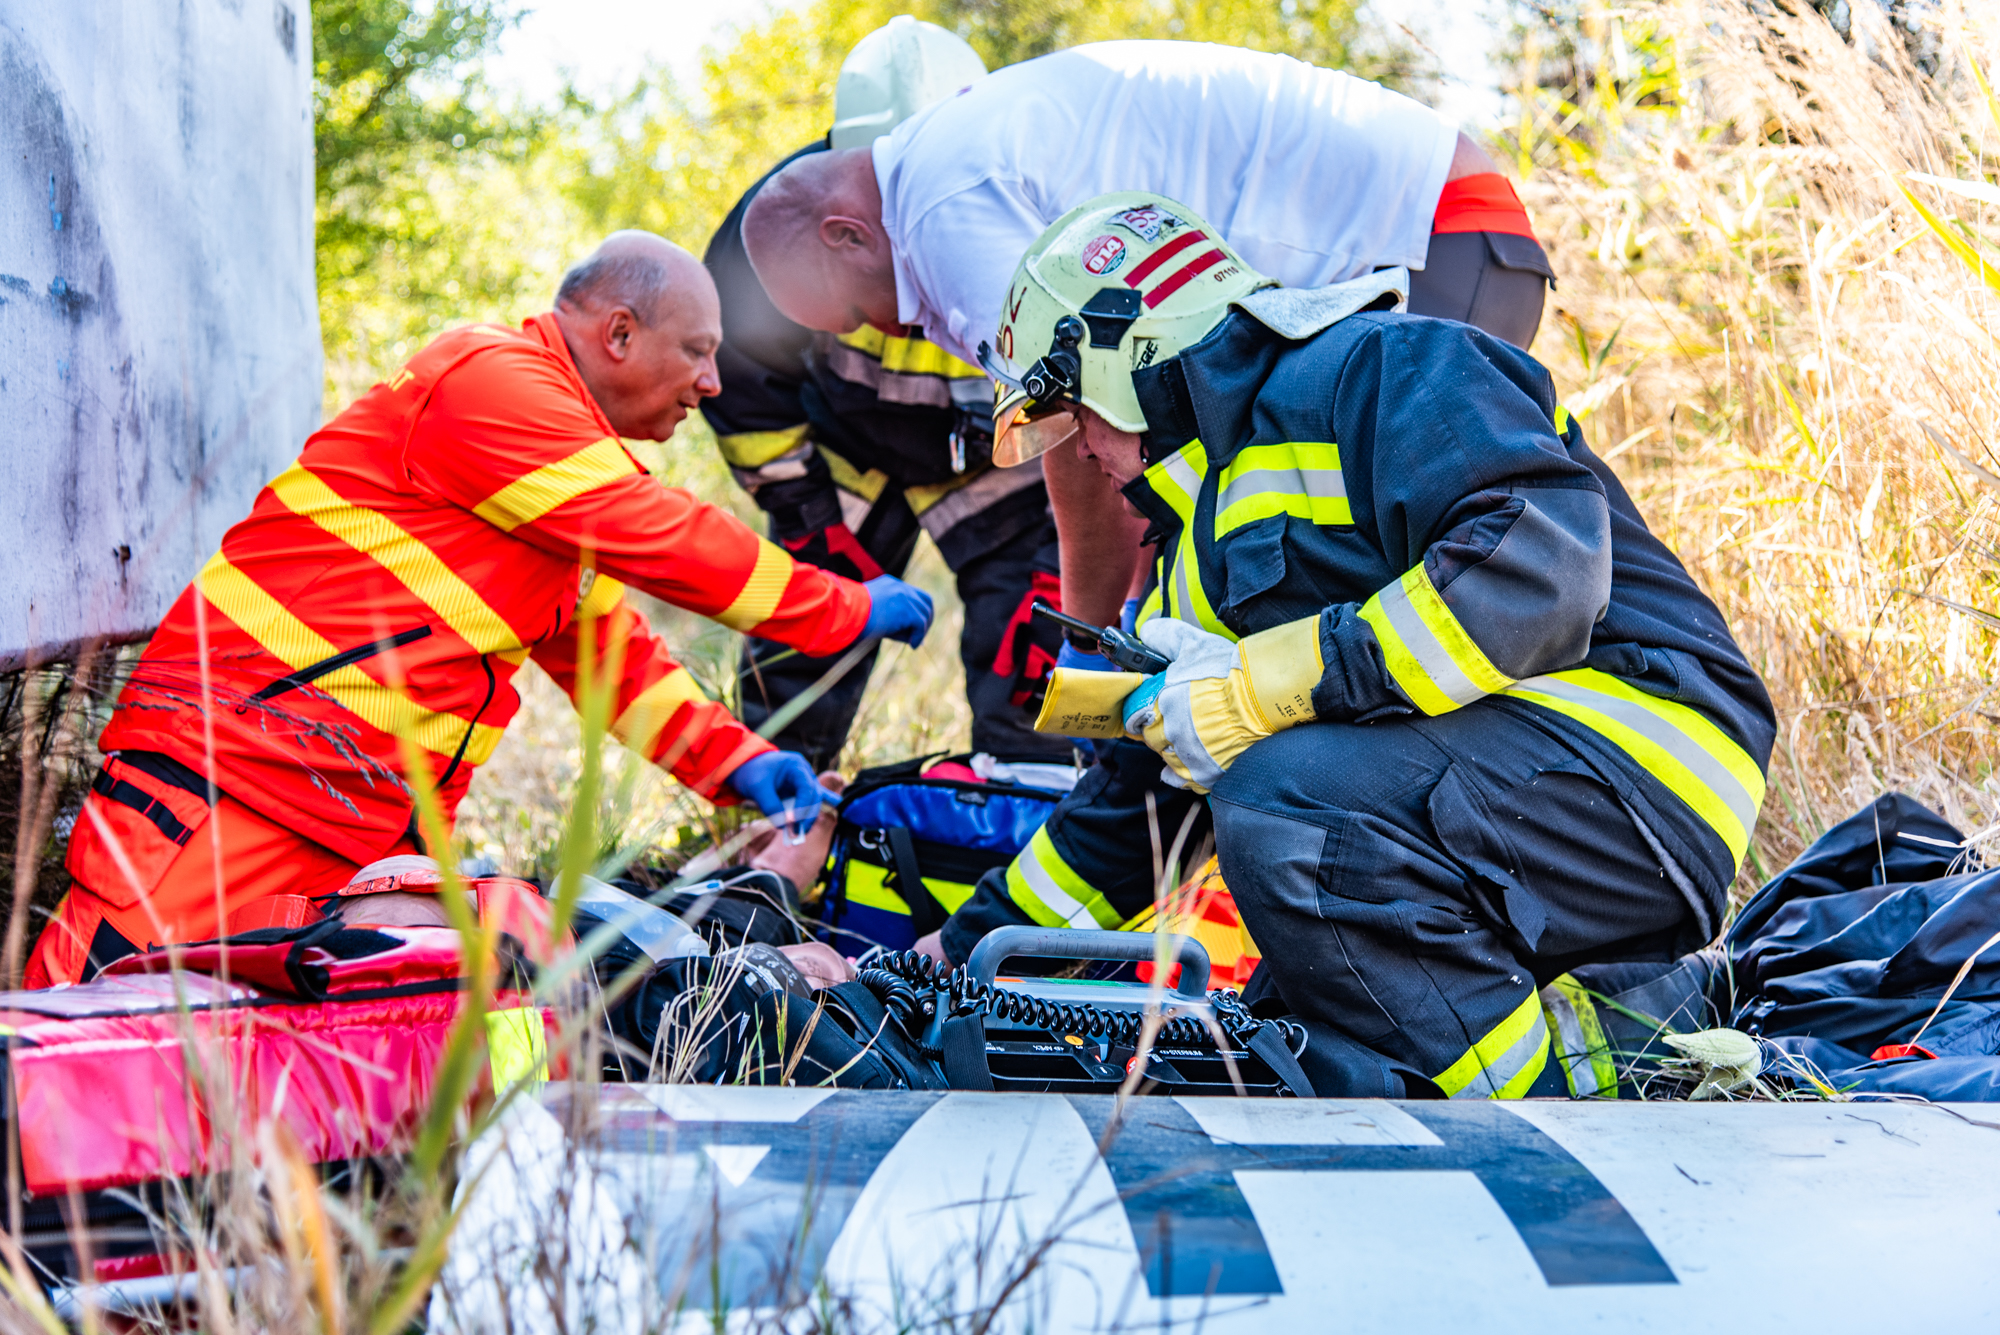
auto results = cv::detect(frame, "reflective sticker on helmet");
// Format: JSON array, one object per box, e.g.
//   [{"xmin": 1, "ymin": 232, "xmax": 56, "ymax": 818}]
[
  {"xmin": 1082, "ymin": 234, "xmax": 1128, "ymax": 276},
  {"xmin": 1111, "ymin": 206, "xmax": 1186, "ymax": 243}
]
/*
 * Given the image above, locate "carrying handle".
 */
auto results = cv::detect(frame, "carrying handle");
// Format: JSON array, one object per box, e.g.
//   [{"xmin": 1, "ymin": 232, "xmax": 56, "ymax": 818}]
[{"xmin": 966, "ymin": 926, "xmax": 1211, "ymax": 1000}]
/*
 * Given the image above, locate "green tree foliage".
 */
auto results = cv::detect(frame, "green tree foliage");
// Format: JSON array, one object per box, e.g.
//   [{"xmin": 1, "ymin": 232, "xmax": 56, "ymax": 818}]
[
  {"xmin": 556, "ymin": 0, "xmax": 1416, "ymax": 265},
  {"xmin": 316, "ymin": 0, "xmax": 1420, "ymax": 400},
  {"xmin": 314, "ymin": 0, "xmax": 552, "ymax": 400}
]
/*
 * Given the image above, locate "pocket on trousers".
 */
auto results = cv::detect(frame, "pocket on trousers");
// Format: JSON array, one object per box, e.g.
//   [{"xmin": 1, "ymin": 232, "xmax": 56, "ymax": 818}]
[
  {"xmin": 68, "ymin": 793, "xmax": 209, "ymax": 910},
  {"xmin": 66, "ymin": 758, "xmax": 211, "ymax": 910},
  {"xmin": 1429, "ymin": 758, "xmax": 1665, "ymax": 959}
]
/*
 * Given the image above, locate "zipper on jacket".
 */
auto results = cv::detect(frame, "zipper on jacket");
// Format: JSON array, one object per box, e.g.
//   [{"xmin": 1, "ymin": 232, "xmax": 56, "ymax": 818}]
[{"xmin": 247, "ymin": 624, "xmax": 434, "ymax": 706}]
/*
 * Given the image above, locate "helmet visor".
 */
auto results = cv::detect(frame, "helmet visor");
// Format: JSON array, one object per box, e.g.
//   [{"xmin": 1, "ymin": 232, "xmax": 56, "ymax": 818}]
[{"xmin": 992, "ymin": 392, "xmax": 1080, "ymax": 468}]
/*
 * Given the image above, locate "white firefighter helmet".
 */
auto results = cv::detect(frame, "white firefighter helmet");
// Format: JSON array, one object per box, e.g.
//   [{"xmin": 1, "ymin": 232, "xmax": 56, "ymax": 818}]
[
  {"xmin": 829, "ymin": 16, "xmax": 987, "ymax": 151},
  {"xmin": 980, "ymin": 193, "xmax": 1274, "ymax": 467}
]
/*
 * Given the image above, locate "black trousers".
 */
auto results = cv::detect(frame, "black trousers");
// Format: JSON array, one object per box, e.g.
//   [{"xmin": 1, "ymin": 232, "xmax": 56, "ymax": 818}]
[
  {"xmin": 739, "ymin": 491, "xmax": 1070, "ymax": 770},
  {"xmin": 1406, "ymin": 229, "xmax": 1555, "ymax": 351},
  {"xmin": 1208, "ymin": 699, "xmax": 1729, "ymax": 1098}
]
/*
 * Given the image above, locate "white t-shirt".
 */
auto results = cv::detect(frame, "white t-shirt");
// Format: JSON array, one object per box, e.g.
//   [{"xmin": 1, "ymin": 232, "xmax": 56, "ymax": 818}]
[{"xmin": 872, "ymin": 40, "xmax": 1459, "ymax": 365}]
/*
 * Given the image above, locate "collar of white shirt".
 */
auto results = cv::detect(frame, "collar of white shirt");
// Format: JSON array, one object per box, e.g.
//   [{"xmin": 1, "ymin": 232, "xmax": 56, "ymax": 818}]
[{"xmin": 873, "ymin": 137, "xmax": 929, "ymax": 331}]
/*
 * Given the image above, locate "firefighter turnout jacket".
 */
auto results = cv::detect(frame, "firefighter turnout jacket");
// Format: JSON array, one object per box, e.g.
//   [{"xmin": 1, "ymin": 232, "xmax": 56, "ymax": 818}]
[
  {"xmin": 940, "ymin": 305, "xmax": 1777, "ymax": 1094},
  {"xmin": 93, "ymin": 313, "xmax": 871, "ymax": 869},
  {"xmin": 703, "ymin": 143, "xmax": 1069, "ymax": 760}
]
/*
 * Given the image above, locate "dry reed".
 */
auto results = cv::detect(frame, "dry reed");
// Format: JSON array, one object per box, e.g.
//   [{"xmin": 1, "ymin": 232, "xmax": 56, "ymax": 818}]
[
  {"xmin": 14, "ymin": 2, "xmax": 2000, "ymax": 1327},
  {"xmin": 1520, "ymin": 0, "xmax": 2000, "ymax": 886}
]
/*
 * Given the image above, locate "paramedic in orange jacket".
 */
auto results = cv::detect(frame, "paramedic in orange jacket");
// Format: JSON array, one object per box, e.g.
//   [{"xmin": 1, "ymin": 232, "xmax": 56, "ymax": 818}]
[{"xmin": 28, "ymin": 232, "xmax": 934, "ymax": 987}]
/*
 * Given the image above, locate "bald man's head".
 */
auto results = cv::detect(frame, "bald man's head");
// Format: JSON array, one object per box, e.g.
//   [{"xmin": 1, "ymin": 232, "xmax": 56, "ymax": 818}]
[
  {"xmin": 741, "ymin": 148, "xmax": 901, "ymax": 333},
  {"xmin": 552, "ymin": 231, "xmax": 722, "ymax": 441},
  {"xmin": 556, "ymin": 230, "xmax": 702, "ymax": 324}
]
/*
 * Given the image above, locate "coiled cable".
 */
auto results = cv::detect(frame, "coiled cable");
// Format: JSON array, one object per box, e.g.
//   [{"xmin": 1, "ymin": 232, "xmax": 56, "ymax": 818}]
[{"xmin": 859, "ymin": 949, "xmax": 1286, "ymax": 1054}]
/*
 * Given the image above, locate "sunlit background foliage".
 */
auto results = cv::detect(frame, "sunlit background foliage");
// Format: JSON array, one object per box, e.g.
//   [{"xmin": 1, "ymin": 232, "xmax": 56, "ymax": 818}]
[
  {"xmin": 16, "ymin": 0, "xmax": 1999, "ymax": 899},
  {"xmin": 2, "ymin": 3, "xmax": 1998, "ymax": 1326},
  {"xmin": 301, "ymin": 0, "xmax": 2000, "ymax": 887}
]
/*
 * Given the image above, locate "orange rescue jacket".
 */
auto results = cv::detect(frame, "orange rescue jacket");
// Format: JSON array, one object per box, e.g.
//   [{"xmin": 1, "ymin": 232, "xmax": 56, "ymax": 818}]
[{"xmin": 97, "ymin": 314, "xmax": 871, "ymax": 865}]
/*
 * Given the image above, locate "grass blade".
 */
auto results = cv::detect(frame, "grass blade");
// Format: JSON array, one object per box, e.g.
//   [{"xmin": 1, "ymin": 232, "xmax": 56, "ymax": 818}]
[{"xmin": 1896, "ymin": 177, "xmax": 2000, "ymax": 294}]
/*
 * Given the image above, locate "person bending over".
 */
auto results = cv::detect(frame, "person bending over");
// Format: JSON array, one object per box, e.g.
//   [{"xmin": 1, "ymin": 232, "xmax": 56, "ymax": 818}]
[{"xmin": 30, "ymin": 232, "xmax": 932, "ymax": 987}]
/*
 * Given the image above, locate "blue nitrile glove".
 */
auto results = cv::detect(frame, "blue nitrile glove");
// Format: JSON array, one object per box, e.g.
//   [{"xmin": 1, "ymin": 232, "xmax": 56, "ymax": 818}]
[
  {"xmin": 1119, "ymin": 597, "xmax": 1141, "ymax": 634},
  {"xmin": 861, "ymin": 575, "xmax": 935, "ymax": 648},
  {"xmin": 727, "ymin": 750, "xmax": 839, "ymax": 838},
  {"xmin": 1056, "ymin": 639, "xmax": 1118, "ymax": 672}
]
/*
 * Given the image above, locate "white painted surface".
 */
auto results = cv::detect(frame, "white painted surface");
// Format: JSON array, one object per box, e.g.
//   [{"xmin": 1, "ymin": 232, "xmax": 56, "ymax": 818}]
[
  {"xmin": 435, "ymin": 1089, "xmax": 2000, "ymax": 1332},
  {"xmin": 0, "ymin": 2, "xmax": 320, "ymax": 667}
]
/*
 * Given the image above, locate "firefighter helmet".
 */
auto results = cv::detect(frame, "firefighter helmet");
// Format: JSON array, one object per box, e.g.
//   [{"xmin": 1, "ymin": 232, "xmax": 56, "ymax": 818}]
[
  {"xmin": 829, "ymin": 16, "xmax": 987, "ymax": 151},
  {"xmin": 982, "ymin": 193, "xmax": 1273, "ymax": 467}
]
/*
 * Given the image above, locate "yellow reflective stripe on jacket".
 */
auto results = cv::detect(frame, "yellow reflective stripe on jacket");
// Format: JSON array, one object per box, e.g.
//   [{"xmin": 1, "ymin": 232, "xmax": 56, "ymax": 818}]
[
  {"xmin": 1503, "ymin": 668, "xmax": 1766, "ymax": 866},
  {"xmin": 576, "ymin": 570, "xmax": 625, "ymax": 620},
  {"xmin": 1541, "ymin": 974, "xmax": 1619, "ymax": 1099},
  {"xmin": 473, "ymin": 438, "xmax": 636, "ymax": 532},
  {"xmin": 717, "ymin": 423, "xmax": 811, "ymax": 469},
  {"xmin": 1554, "ymin": 405, "xmax": 1572, "ymax": 434},
  {"xmin": 902, "ymin": 469, "xmax": 981, "ymax": 518},
  {"xmin": 1143, "ymin": 443, "xmax": 1233, "ymax": 639},
  {"xmin": 844, "ymin": 861, "xmax": 979, "ymax": 917},
  {"xmin": 1214, "ymin": 442, "xmax": 1351, "ymax": 538},
  {"xmin": 1005, "ymin": 827, "xmax": 1121, "ymax": 929},
  {"xmin": 1435, "ymin": 989, "xmax": 1551, "ymax": 1099},
  {"xmin": 1167, "ymin": 528, "xmax": 1234, "ymax": 639},
  {"xmin": 610, "ymin": 666, "xmax": 706, "ymax": 755},
  {"xmin": 1145, "ymin": 444, "xmax": 1206, "ymax": 523},
  {"xmin": 1359, "ymin": 564, "xmax": 1514, "ymax": 715},
  {"xmin": 715, "ymin": 539, "xmax": 793, "ymax": 632},
  {"xmin": 268, "ymin": 464, "xmax": 525, "ymax": 657},
  {"xmin": 1133, "ymin": 582, "xmax": 1164, "ymax": 633},
  {"xmin": 836, "ymin": 326, "xmax": 984, "ymax": 379},
  {"xmin": 815, "ymin": 443, "xmax": 892, "ymax": 504},
  {"xmin": 199, "ymin": 553, "xmax": 505, "ymax": 763}
]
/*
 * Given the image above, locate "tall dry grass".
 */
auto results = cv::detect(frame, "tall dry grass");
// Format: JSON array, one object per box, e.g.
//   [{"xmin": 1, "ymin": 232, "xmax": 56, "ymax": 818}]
[
  {"xmin": 1517, "ymin": 0, "xmax": 2000, "ymax": 885},
  {"xmin": 14, "ymin": 3, "xmax": 2000, "ymax": 1328}
]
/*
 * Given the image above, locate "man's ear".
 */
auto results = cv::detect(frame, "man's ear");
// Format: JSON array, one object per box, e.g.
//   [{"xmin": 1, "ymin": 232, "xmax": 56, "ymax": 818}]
[
  {"xmin": 602, "ymin": 306, "xmax": 639, "ymax": 362},
  {"xmin": 819, "ymin": 215, "xmax": 877, "ymax": 255}
]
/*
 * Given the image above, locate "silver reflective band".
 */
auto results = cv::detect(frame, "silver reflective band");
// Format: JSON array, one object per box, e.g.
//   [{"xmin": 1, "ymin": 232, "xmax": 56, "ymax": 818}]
[
  {"xmin": 917, "ymin": 455, "xmax": 1046, "ymax": 540},
  {"xmin": 1172, "ymin": 546, "xmax": 1197, "ymax": 623},
  {"xmin": 1542, "ymin": 985, "xmax": 1606, "ymax": 1098},
  {"xmin": 822, "ymin": 341, "xmax": 958, "ymax": 409},
  {"xmin": 1507, "ymin": 673, "xmax": 1762, "ymax": 847},
  {"xmin": 1016, "ymin": 847, "xmax": 1101, "ymax": 929},
  {"xmin": 1156, "ymin": 452, "xmax": 1205, "ymax": 514},
  {"xmin": 1374, "ymin": 575, "xmax": 1493, "ymax": 709},
  {"xmin": 1450, "ymin": 1010, "xmax": 1550, "ymax": 1100},
  {"xmin": 1217, "ymin": 465, "xmax": 1347, "ymax": 516}
]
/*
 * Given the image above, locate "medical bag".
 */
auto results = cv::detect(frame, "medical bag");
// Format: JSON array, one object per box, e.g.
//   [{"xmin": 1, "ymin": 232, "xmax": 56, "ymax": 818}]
[{"xmin": 817, "ymin": 753, "xmax": 1075, "ymax": 953}]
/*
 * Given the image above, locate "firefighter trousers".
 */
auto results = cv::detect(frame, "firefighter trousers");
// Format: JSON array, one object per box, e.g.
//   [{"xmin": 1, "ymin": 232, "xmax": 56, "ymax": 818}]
[{"xmin": 1209, "ymin": 699, "xmax": 1733, "ymax": 1098}]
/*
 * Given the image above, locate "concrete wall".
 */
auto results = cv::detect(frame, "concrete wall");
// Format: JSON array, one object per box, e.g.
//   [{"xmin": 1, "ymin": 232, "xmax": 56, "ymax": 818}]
[{"xmin": 0, "ymin": 2, "xmax": 321, "ymax": 669}]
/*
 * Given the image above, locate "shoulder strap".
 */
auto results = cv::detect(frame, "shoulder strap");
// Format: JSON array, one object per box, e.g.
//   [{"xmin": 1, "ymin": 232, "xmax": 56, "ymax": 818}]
[{"xmin": 886, "ymin": 825, "xmax": 948, "ymax": 939}]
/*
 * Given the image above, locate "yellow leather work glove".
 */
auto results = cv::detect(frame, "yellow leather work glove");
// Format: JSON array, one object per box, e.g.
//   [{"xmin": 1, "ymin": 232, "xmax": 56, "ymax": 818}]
[
  {"xmin": 1119, "ymin": 617, "xmax": 1323, "ymax": 793},
  {"xmin": 1033, "ymin": 668, "xmax": 1148, "ymax": 738}
]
